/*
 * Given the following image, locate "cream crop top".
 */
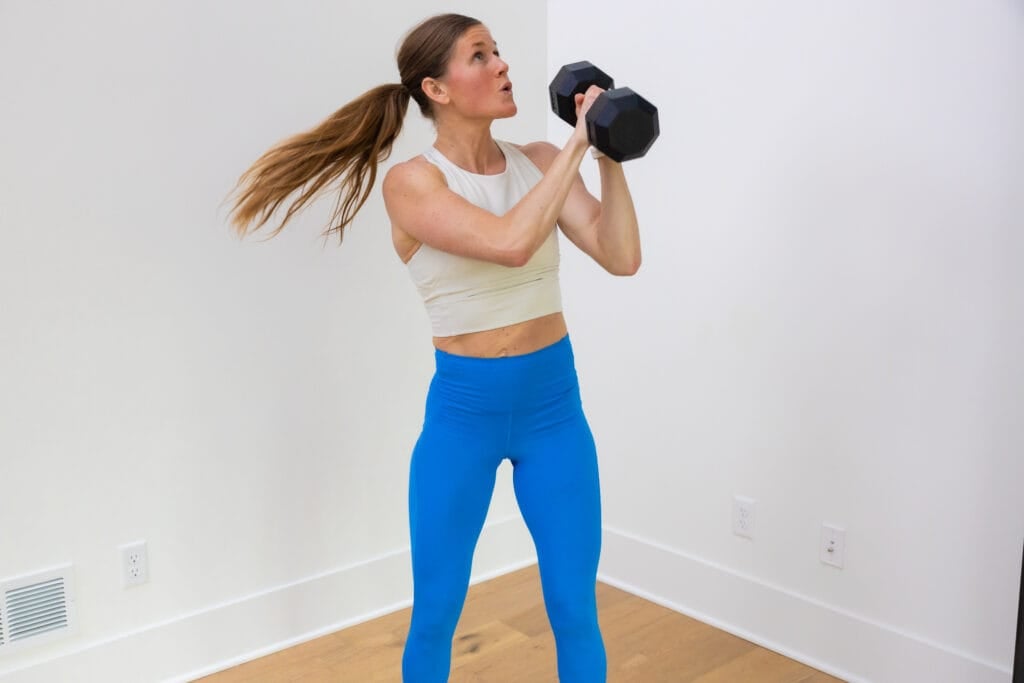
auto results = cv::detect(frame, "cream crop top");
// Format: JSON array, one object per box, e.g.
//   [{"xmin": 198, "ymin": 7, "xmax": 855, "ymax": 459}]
[{"xmin": 406, "ymin": 139, "xmax": 562, "ymax": 337}]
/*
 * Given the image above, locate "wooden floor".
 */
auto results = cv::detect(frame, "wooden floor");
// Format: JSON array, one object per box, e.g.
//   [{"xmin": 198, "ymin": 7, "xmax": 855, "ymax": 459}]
[{"xmin": 196, "ymin": 565, "xmax": 844, "ymax": 682}]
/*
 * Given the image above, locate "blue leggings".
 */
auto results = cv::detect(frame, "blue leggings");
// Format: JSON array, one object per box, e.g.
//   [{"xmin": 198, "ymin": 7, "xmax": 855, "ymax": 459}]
[{"xmin": 401, "ymin": 335, "xmax": 606, "ymax": 682}]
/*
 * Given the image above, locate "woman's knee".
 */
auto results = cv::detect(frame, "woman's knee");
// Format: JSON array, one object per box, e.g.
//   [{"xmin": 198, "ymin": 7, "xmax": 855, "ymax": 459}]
[
  {"xmin": 543, "ymin": 590, "xmax": 599, "ymax": 633},
  {"xmin": 409, "ymin": 591, "xmax": 466, "ymax": 638}
]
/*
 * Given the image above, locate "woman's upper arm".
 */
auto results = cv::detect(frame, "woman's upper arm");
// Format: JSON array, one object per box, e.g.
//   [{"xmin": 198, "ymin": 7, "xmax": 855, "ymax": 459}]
[
  {"xmin": 519, "ymin": 142, "xmax": 604, "ymax": 264},
  {"xmin": 382, "ymin": 159, "xmax": 522, "ymax": 266}
]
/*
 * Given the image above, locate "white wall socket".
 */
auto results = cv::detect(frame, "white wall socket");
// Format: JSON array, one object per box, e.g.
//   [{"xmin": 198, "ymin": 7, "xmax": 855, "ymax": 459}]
[
  {"xmin": 820, "ymin": 524, "xmax": 846, "ymax": 568},
  {"xmin": 120, "ymin": 540, "xmax": 149, "ymax": 587},
  {"xmin": 733, "ymin": 495, "xmax": 756, "ymax": 539}
]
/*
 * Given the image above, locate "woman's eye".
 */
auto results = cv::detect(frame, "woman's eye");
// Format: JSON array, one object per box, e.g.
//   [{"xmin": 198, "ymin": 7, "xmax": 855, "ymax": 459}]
[{"xmin": 473, "ymin": 52, "xmax": 484, "ymax": 60}]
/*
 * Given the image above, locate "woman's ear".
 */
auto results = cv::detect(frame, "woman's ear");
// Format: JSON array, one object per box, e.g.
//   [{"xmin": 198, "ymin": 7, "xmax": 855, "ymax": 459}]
[{"xmin": 421, "ymin": 77, "xmax": 449, "ymax": 106}]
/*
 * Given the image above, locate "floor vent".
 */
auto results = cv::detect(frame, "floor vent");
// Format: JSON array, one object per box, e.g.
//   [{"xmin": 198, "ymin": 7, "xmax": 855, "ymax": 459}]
[{"xmin": 0, "ymin": 564, "xmax": 75, "ymax": 654}]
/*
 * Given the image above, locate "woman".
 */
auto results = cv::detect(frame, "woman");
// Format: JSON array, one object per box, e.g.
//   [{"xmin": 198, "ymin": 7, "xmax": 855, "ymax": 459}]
[{"xmin": 229, "ymin": 13, "xmax": 641, "ymax": 682}]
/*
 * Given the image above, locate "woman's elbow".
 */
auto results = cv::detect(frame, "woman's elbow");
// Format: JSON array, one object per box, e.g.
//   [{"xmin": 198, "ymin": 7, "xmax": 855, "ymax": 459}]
[
  {"xmin": 501, "ymin": 230, "xmax": 550, "ymax": 267},
  {"xmin": 607, "ymin": 253, "xmax": 641, "ymax": 276},
  {"xmin": 502, "ymin": 245, "xmax": 532, "ymax": 268}
]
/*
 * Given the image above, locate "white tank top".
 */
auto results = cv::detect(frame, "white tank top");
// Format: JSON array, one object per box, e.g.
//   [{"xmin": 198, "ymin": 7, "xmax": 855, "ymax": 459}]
[{"xmin": 407, "ymin": 139, "xmax": 562, "ymax": 337}]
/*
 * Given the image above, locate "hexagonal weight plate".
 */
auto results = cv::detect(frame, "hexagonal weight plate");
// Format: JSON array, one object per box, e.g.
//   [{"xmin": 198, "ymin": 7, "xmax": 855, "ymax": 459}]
[
  {"xmin": 585, "ymin": 87, "xmax": 660, "ymax": 162},
  {"xmin": 549, "ymin": 61, "xmax": 615, "ymax": 127}
]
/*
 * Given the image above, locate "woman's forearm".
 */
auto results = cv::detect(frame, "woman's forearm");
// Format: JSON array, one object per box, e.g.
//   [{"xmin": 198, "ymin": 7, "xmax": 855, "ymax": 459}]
[
  {"xmin": 595, "ymin": 158, "xmax": 641, "ymax": 275},
  {"xmin": 501, "ymin": 137, "xmax": 590, "ymax": 265}
]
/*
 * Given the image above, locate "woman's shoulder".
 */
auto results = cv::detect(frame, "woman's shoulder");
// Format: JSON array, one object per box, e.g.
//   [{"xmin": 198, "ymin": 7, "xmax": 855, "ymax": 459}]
[
  {"xmin": 383, "ymin": 154, "xmax": 447, "ymax": 196},
  {"xmin": 510, "ymin": 140, "xmax": 561, "ymax": 173}
]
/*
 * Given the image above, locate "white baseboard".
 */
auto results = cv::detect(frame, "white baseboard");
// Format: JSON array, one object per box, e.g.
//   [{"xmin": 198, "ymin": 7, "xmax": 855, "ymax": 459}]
[
  {"xmin": 0, "ymin": 516, "xmax": 536, "ymax": 683},
  {"xmin": 598, "ymin": 526, "xmax": 1012, "ymax": 683}
]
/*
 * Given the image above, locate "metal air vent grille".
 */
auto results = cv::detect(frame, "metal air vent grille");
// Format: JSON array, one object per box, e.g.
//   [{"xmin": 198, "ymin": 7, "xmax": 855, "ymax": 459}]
[{"xmin": 0, "ymin": 565, "xmax": 75, "ymax": 654}]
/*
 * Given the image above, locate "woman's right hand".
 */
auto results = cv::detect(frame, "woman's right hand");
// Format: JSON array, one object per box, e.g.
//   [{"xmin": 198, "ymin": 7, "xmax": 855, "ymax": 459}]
[{"xmin": 571, "ymin": 85, "xmax": 606, "ymax": 148}]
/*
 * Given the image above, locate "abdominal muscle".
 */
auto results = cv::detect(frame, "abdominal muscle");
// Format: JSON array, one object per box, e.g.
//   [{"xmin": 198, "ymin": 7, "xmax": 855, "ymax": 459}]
[{"xmin": 433, "ymin": 311, "xmax": 568, "ymax": 358}]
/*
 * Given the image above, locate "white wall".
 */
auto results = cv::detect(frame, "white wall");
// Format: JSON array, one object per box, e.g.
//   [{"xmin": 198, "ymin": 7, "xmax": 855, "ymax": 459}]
[
  {"xmin": 548, "ymin": 1, "xmax": 1023, "ymax": 682},
  {"xmin": 3, "ymin": 1, "xmax": 1021, "ymax": 681},
  {"xmin": 0, "ymin": 1, "xmax": 546, "ymax": 680}
]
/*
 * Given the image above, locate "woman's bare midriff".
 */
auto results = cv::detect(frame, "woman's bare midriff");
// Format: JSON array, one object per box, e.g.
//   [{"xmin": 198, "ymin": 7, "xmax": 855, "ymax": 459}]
[{"xmin": 433, "ymin": 312, "xmax": 568, "ymax": 358}]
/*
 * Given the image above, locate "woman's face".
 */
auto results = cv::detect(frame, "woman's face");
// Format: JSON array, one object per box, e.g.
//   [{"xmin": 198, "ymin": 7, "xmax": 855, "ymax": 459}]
[{"xmin": 436, "ymin": 25, "xmax": 516, "ymax": 120}]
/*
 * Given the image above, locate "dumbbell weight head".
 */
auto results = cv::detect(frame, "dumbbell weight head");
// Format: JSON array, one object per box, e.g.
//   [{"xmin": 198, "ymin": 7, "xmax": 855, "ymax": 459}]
[
  {"xmin": 585, "ymin": 87, "xmax": 660, "ymax": 163},
  {"xmin": 549, "ymin": 61, "xmax": 615, "ymax": 127}
]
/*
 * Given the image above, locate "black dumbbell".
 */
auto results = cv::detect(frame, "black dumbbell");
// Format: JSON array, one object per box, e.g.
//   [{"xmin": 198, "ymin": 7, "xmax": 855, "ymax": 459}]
[{"xmin": 549, "ymin": 61, "xmax": 659, "ymax": 163}]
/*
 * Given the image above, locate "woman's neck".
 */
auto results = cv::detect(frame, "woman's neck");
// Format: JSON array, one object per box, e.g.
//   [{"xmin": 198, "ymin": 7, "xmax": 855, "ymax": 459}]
[{"xmin": 432, "ymin": 122, "xmax": 503, "ymax": 174}]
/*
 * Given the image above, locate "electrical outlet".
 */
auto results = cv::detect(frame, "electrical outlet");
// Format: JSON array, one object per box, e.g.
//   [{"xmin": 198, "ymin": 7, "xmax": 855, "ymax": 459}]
[
  {"xmin": 120, "ymin": 541, "xmax": 148, "ymax": 587},
  {"xmin": 820, "ymin": 524, "xmax": 845, "ymax": 568},
  {"xmin": 733, "ymin": 496, "xmax": 756, "ymax": 539}
]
